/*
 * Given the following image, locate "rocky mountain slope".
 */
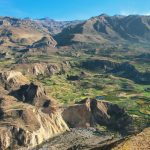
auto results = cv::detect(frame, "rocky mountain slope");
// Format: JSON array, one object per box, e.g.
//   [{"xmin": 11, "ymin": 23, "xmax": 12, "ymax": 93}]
[
  {"xmin": 0, "ymin": 71, "xmax": 69, "ymax": 150},
  {"xmin": 55, "ymin": 14, "xmax": 150, "ymax": 46},
  {"xmin": 112, "ymin": 127, "xmax": 150, "ymax": 150},
  {"xmin": 0, "ymin": 17, "xmax": 57, "ymax": 58}
]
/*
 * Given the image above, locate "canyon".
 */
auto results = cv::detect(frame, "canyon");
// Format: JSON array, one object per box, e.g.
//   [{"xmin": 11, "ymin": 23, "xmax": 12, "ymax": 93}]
[{"xmin": 0, "ymin": 14, "xmax": 150, "ymax": 149}]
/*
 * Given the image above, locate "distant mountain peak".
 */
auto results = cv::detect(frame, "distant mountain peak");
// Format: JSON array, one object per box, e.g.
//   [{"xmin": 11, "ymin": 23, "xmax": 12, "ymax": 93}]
[
  {"xmin": 39, "ymin": 17, "xmax": 54, "ymax": 21},
  {"xmin": 99, "ymin": 13, "xmax": 109, "ymax": 17}
]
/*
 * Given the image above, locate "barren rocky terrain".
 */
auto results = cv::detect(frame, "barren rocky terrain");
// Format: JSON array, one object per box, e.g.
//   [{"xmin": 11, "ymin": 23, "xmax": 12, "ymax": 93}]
[{"xmin": 0, "ymin": 15, "xmax": 149, "ymax": 150}]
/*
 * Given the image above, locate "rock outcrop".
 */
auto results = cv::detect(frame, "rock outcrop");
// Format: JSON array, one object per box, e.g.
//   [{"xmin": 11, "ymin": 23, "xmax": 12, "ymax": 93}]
[
  {"xmin": 15, "ymin": 63, "xmax": 60, "ymax": 76},
  {"xmin": 0, "ymin": 71, "xmax": 29, "ymax": 91},
  {"xmin": 10, "ymin": 82, "xmax": 57, "ymax": 108},
  {"xmin": 112, "ymin": 127, "xmax": 150, "ymax": 150},
  {"xmin": 29, "ymin": 63, "xmax": 59, "ymax": 76},
  {"xmin": 0, "ymin": 95, "xmax": 69, "ymax": 150},
  {"xmin": 62, "ymin": 98, "xmax": 133, "ymax": 134},
  {"xmin": 31, "ymin": 37, "xmax": 57, "ymax": 49}
]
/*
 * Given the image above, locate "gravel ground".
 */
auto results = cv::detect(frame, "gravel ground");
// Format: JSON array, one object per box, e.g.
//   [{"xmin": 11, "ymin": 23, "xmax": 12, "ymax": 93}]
[{"xmin": 33, "ymin": 128, "xmax": 118, "ymax": 150}]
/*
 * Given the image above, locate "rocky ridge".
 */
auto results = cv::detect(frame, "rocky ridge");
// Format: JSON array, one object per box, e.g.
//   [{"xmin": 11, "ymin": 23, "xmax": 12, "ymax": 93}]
[
  {"xmin": 54, "ymin": 14, "xmax": 150, "ymax": 46},
  {"xmin": 34, "ymin": 18, "xmax": 83, "ymax": 35}
]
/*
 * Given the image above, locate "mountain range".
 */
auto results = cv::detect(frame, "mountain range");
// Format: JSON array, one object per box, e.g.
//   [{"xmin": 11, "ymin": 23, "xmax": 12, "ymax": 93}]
[{"xmin": 1, "ymin": 14, "xmax": 150, "ymax": 47}]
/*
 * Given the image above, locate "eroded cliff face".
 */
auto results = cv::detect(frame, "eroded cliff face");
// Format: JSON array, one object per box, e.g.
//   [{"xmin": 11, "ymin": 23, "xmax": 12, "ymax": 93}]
[
  {"xmin": 28, "ymin": 63, "xmax": 59, "ymax": 76},
  {"xmin": 0, "ymin": 95, "xmax": 69, "ymax": 150},
  {"xmin": 0, "ymin": 71, "xmax": 69, "ymax": 150},
  {"xmin": 15, "ymin": 63, "xmax": 60, "ymax": 76}
]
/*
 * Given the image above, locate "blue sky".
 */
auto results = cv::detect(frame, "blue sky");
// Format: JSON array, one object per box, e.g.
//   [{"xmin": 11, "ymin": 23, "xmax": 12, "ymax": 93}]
[{"xmin": 0, "ymin": 0, "xmax": 150, "ymax": 20}]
